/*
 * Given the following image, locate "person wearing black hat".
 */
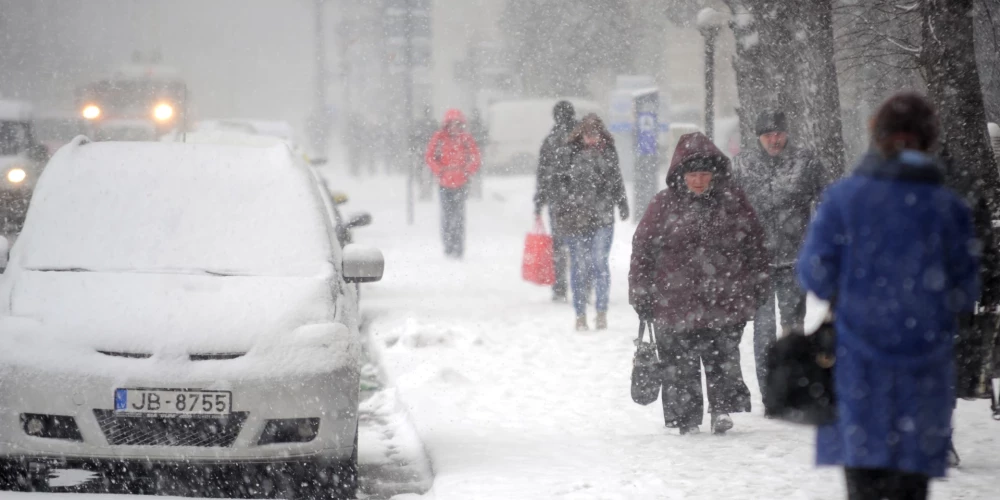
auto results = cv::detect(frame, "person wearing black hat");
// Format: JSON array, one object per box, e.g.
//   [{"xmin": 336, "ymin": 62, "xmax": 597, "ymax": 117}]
[
  {"xmin": 731, "ymin": 110, "xmax": 832, "ymax": 410},
  {"xmin": 534, "ymin": 101, "xmax": 579, "ymax": 302}
]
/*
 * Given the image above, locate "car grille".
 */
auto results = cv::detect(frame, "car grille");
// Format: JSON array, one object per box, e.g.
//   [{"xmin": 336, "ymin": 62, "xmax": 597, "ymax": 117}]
[{"xmin": 93, "ymin": 410, "xmax": 248, "ymax": 447}]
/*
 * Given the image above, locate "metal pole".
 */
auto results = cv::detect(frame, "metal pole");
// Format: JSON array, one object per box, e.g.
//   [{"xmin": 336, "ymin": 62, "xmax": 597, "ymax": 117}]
[
  {"xmin": 313, "ymin": 0, "xmax": 329, "ymax": 157},
  {"xmin": 703, "ymin": 29, "xmax": 717, "ymax": 141},
  {"xmin": 404, "ymin": 0, "xmax": 415, "ymax": 225}
]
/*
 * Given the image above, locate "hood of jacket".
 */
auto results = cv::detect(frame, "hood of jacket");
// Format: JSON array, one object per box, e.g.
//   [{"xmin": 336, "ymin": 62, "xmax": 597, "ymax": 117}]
[
  {"xmin": 666, "ymin": 132, "xmax": 732, "ymax": 191},
  {"xmin": 442, "ymin": 108, "xmax": 467, "ymax": 126}
]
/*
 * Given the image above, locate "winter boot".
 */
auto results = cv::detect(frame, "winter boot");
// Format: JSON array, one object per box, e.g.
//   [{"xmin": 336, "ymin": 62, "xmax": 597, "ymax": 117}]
[
  {"xmin": 948, "ymin": 443, "xmax": 961, "ymax": 468},
  {"xmin": 679, "ymin": 425, "xmax": 700, "ymax": 435},
  {"xmin": 575, "ymin": 315, "xmax": 589, "ymax": 331},
  {"xmin": 595, "ymin": 312, "xmax": 608, "ymax": 330},
  {"xmin": 711, "ymin": 413, "xmax": 733, "ymax": 435}
]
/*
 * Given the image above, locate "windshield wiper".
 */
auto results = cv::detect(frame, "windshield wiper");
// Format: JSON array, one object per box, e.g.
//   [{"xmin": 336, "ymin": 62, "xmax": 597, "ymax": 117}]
[{"xmin": 28, "ymin": 267, "xmax": 93, "ymax": 273}]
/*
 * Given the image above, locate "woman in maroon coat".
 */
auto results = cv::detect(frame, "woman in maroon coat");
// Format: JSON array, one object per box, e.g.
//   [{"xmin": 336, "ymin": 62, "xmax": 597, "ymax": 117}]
[{"xmin": 629, "ymin": 132, "xmax": 771, "ymax": 435}]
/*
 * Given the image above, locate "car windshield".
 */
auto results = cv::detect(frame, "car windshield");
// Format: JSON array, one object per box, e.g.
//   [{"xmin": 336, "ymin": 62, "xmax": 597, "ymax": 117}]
[
  {"xmin": 18, "ymin": 142, "xmax": 332, "ymax": 277},
  {"xmin": 0, "ymin": 121, "xmax": 32, "ymax": 155}
]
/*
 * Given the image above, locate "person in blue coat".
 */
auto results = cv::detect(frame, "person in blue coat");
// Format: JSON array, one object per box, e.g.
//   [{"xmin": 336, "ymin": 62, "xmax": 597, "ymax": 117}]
[{"xmin": 797, "ymin": 92, "xmax": 981, "ymax": 500}]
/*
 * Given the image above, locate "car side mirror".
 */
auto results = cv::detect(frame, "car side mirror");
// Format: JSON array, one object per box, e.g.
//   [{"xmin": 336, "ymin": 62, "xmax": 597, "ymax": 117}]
[
  {"xmin": 0, "ymin": 235, "xmax": 9, "ymax": 272},
  {"xmin": 342, "ymin": 244, "xmax": 384, "ymax": 283},
  {"xmin": 346, "ymin": 212, "xmax": 372, "ymax": 230}
]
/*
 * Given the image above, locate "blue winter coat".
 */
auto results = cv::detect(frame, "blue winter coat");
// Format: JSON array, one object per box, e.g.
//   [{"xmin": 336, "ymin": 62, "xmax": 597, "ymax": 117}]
[{"xmin": 797, "ymin": 150, "xmax": 980, "ymax": 478}]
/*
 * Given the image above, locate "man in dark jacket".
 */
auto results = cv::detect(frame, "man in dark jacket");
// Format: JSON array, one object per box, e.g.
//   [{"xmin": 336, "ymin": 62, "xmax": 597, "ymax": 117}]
[
  {"xmin": 731, "ymin": 110, "xmax": 829, "ymax": 407},
  {"xmin": 534, "ymin": 101, "xmax": 577, "ymax": 302}
]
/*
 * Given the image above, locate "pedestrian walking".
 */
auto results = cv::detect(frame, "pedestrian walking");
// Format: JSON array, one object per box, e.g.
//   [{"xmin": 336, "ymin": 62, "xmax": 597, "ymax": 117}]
[
  {"xmin": 629, "ymin": 132, "xmax": 770, "ymax": 435},
  {"xmin": 425, "ymin": 109, "xmax": 481, "ymax": 259},
  {"xmin": 731, "ymin": 110, "xmax": 830, "ymax": 409},
  {"xmin": 555, "ymin": 114, "xmax": 628, "ymax": 331},
  {"xmin": 534, "ymin": 101, "xmax": 578, "ymax": 303},
  {"xmin": 797, "ymin": 92, "xmax": 980, "ymax": 500}
]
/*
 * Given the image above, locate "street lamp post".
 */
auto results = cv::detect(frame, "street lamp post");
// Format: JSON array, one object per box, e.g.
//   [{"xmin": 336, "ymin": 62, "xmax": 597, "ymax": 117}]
[{"xmin": 697, "ymin": 8, "xmax": 727, "ymax": 142}]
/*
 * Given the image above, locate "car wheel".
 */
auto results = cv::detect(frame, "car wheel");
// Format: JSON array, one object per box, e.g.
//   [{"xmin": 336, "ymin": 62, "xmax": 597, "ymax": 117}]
[{"xmin": 294, "ymin": 423, "xmax": 359, "ymax": 500}]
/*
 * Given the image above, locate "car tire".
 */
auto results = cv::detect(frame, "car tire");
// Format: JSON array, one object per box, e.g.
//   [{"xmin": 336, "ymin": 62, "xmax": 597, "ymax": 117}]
[{"xmin": 294, "ymin": 422, "xmax": 359, "ymax": 500}]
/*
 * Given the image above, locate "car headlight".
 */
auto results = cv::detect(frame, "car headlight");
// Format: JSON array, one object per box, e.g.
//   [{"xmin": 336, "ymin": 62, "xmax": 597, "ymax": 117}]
[
  {"xmin": 153, "ymin": 103, "xmax": 174, "ymax": 122},
  {"xmin": 82, "ymin": 105, "xmax": 101, "ymax": 120},
  {"xmin": 7, "ymin": 168, "xmax": 26, "ymax": 184}
]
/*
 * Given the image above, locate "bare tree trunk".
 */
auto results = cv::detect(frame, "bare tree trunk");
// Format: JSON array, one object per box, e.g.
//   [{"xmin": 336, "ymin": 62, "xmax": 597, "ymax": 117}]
[
  {"xmin": 723, "ymin": 0, "xmax": 805, "ymax": 150},
  {"xmin": 974, "ymin": 0, "xmax": 1000, "ymax": 123},
  {"xmin": 923, "ymin": 0, "xmax": 1000, "ymax": 213},
  {"xmin": 789, "ymin": 0, "xmax": 847, "ymax": 176}
]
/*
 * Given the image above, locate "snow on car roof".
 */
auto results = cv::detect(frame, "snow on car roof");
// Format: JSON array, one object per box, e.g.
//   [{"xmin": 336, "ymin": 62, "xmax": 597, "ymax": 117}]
[{"xmin": 14, "ymin": 141, "xmax": 333, "ymax": 277}]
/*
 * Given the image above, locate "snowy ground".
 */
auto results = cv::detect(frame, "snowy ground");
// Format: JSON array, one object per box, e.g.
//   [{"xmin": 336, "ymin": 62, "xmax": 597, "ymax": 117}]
[
  {"xmin": 5, "ymin": 169, "xmax": 997, "ymax": 500},
  {"xmin": 328, "ymin": 170, "xmax": 1000, "ymax": 500}
]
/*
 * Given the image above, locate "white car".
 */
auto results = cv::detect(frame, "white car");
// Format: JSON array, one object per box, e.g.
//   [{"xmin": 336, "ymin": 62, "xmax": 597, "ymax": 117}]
[{"xmin": 0, "ymin": 137, "xmax": 384, "ymax": 499}]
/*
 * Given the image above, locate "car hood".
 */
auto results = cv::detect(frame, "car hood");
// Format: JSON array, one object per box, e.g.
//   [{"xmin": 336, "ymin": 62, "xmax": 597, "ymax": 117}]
[{"xmin": 8, "ymin": 270, "xmax": 336, "ymax": 355}]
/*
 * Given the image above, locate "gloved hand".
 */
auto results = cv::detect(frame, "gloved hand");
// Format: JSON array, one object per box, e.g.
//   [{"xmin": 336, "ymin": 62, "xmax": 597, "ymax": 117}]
[
  {"xmin": 633, "ymin": 300, "xmax": 655, "ymax": 322},
  {"xmin": 619, "ymin": 202, "xmax": 630, "ymax": 221}
]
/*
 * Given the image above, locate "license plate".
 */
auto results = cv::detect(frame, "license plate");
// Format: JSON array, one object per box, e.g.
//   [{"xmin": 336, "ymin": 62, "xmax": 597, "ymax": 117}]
[{"xmin": 114, "ymin": 388, "xmax": 231, "ymax": 416}]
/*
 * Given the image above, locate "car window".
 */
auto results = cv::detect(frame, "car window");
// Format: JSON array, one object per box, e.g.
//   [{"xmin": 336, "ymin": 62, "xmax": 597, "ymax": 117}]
[{"xmin": 0, "ymin": 121, "xmax": 31, "ymax": 155}]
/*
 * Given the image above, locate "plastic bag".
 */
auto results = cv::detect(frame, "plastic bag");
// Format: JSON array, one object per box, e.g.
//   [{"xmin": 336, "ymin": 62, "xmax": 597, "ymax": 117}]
[{"xmin": 521, "ymin": 218, "xmax": 555, "ymax": 286}]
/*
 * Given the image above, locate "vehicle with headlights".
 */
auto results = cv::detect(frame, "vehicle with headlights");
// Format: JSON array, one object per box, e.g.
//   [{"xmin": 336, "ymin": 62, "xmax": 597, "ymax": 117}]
[
  {"xmin": 76, "ymin": 64, "xmax": 188, "ymax": 136},
  {"xmin": 0, "ymin": 138, "xmax": 385, "ymax": 498},
  {"xmin": 0, "ymin": 101, "xmax": 49, "ymax": 236},
  {"xmin": 92, "ymin": 119, "xmax": 158, "ymax": 142}
]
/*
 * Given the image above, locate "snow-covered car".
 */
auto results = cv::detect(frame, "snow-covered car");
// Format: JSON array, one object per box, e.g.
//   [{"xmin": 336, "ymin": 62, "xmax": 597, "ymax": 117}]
[
  {"xmin": 0, "ymin": 100, "xmax": 50, "ymax": 236},
  {"xmin": 0, "ymin": 137, "xmax": 385, "ymax": 498}
]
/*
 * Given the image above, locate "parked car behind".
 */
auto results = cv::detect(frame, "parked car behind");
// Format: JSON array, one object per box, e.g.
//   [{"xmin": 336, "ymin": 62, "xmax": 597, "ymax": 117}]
[
  {"xmin": 0, "ymin": 137, "xmax": 384, "ymax": 499},
  {"xmin": 0, "ymin": 101, "xmax": 50, "ymax": 236}
]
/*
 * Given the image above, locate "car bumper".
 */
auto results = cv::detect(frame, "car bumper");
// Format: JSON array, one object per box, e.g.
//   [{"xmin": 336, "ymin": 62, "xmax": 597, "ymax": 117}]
[
  {"xmin": 0, "ymin": 453, "xmax": 352, "ymax": 495},
  {"xmin": 0, "ymin": 366, "xmax": 359, "ymax": 462}
]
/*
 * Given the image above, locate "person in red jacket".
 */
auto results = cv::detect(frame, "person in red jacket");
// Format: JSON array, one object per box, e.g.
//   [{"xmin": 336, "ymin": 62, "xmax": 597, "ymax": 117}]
[
  {"xmin": 629, "ymin": 132, "xmax": 770, "ymax": 435},
  {"xmin": 425, "ymin": 109, "xmax": 482, "ymax": 258}
]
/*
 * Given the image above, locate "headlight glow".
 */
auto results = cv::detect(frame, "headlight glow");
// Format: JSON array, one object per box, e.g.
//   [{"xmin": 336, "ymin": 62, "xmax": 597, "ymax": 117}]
[
  {"xmin": 153, "ymin": 103, "xmax": 174, "ymax": 122},
  {"xmin": 82, "ymin": 105, "xmax": 101, "ymax": 120},
  {"xmin": 6, "ymin": 168, "xmax": 26, "ymax": 184}
]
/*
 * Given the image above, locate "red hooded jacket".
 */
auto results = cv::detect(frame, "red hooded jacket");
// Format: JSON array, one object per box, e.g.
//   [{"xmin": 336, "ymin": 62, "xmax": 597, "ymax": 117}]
[
  {"xmin": 629, "ymin": 132, "xmax": 771, "ymax": 330},
  {"xmin": 425, "ymin": 109, "xmax": 482, "ymax": 189}
]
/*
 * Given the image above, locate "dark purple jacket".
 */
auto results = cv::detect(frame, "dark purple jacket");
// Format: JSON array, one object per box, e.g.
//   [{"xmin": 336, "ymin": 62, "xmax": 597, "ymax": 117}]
[{"xmin": 629, "ymin": 132, "xmax": 771, "ymax": 330}]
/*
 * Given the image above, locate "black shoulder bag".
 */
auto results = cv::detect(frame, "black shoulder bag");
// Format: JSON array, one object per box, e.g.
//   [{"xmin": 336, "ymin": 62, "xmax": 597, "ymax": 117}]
[
  {"xmin": 631, "ymin": 320, "xmax": 662, "ymax": 406},
  {"xmin": 764, "ymin": 313, "xmax": 837, "ymax": 425}
]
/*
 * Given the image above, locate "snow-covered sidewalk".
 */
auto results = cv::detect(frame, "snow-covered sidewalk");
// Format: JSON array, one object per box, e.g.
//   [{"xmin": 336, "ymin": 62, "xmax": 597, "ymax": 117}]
[{"xmin": 333, "ymin": 171, "xmax": 1000, "ymax": 500}]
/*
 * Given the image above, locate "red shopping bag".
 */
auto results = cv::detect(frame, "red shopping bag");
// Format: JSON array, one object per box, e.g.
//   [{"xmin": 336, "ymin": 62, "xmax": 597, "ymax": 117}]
[{"xmin": 522, "ymin": 218, "xmax": 556, "ymax": 286}]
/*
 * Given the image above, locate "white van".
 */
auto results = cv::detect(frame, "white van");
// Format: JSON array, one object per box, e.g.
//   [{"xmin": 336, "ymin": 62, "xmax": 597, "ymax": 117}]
[{"xmin": 485, "ymin": 98, "xmax": 602, "ymax": 174}]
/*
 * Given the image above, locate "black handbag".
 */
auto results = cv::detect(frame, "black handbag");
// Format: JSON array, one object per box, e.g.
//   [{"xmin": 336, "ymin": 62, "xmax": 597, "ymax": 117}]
[
  {"xmin": 631, "ymin": 320, "xmax": 661, "ymax": 406},
  {"xmin": 764, "ymin": 316, "xmax": 837, "ymax": 425}
]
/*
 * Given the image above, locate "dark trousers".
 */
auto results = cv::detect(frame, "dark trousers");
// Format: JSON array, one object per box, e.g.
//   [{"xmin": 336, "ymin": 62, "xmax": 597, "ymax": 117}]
[
  {"xmin": 655, "ymin": 323, "xmax": 752, "ymax": 427},
  {"xmin": 440, "ymin": 186, "xmax": 467, "ymax": 257},
  {"xmin": 549, "ymin": 215, "xmax": 569, "ymax": 298},
  {"xmin": 844, "ymin": 468, "xmax": 929, "ymax": 500},
  {"xmin": 754, "ymin": 266, "xmax": 805, "ymax": 404}
]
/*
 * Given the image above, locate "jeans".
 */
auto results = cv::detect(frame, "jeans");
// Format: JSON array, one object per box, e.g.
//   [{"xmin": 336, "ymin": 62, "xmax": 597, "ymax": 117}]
[
  {"xmin": 440, "ymin": 186, "xmax": 467, "ymax": 257},
  {"xmin": 548, "ymin": 214, "xmax": 569, "ymax": 298},
  {"xmin": 754, "ymin": 265, "xmax": 805, "ymax": 404},
  {"xmin": 566, "ymin": 225, "xmax": 613, "ymax": 316},
  {"xmin": 655, "ymin": 323, "xmax": 752, "ymax": 427},
  {"xmin": 844, "ymin": 468, "xmax": 929, "ymax": 500}
]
